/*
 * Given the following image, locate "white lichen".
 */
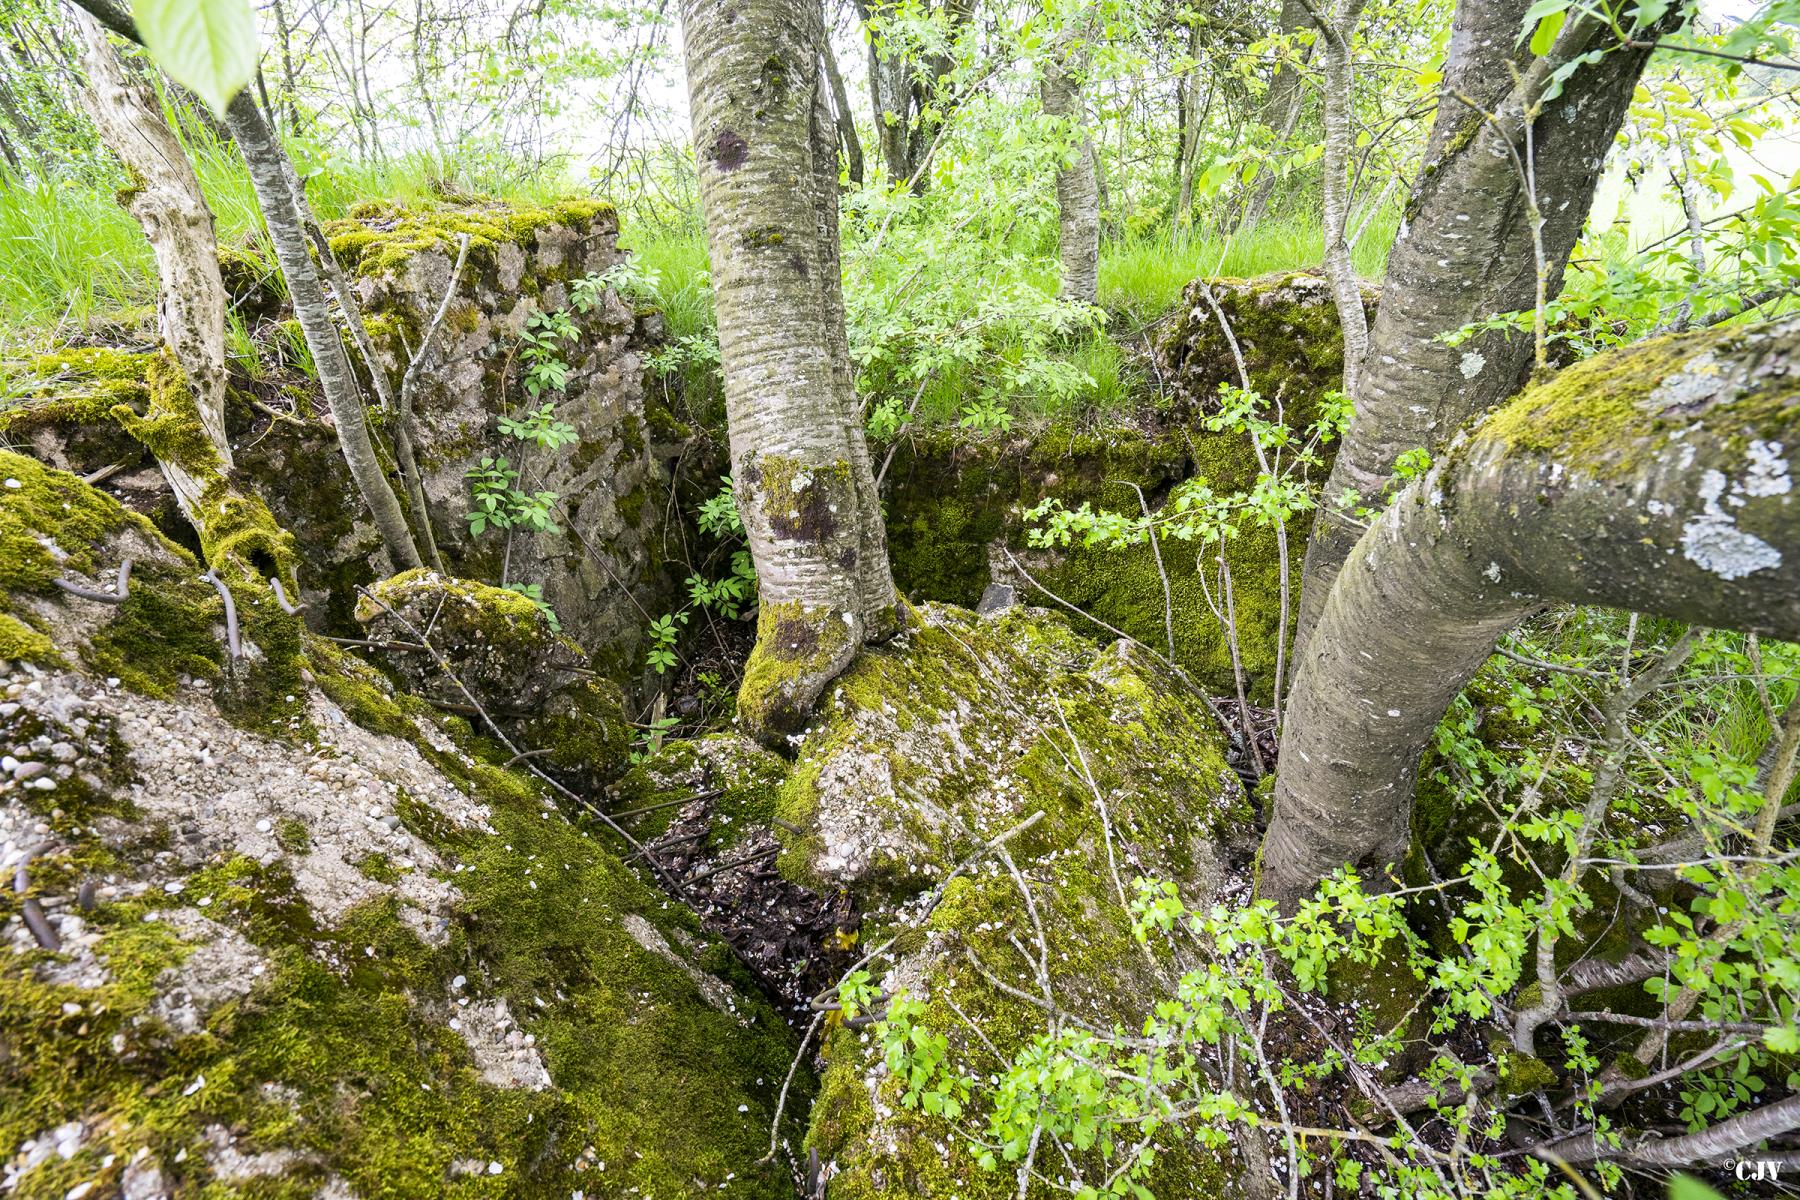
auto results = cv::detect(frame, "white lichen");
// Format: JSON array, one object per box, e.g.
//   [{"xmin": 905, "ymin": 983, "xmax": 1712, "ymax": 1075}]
[{"xmin": 1680, "ymin": 513, "xmax": 1782, "ymax": 580}]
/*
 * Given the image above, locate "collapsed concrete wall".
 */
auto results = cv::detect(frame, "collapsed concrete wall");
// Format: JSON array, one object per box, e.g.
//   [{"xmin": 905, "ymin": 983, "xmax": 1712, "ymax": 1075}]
[
  {"xmin": 878, "ymin": 271, "xmax": 1360, "ymax": 701},
  {"xmin": 1, "ymin": 202, "xmax": 684, "ymax": 693}
]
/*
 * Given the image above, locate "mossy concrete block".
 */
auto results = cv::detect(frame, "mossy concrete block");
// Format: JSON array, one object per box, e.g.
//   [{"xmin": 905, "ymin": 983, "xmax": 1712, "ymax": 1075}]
[
  {"xmin": 356, "ymin": 570, "xmax": 630, "ymax": 782},
  {"xmin": 1155, "ymin": 270, "xmax": 1374, "ymax": 418},
  {"xmin": 757, "ymin": 603, "xmax": 1257, "ymax": 1196},
  {"xmin": 0, "ymin": 485, "xmax": 801, "ymax": 1197}
]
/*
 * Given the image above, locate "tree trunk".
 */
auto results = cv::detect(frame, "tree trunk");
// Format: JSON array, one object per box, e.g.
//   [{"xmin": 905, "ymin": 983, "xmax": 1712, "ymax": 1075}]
[
  {"xmin": 820, "ymin": 35, "xmax": 863, "ymax": 184},
  {"xmin": 1172, "ymin": 19, "xmax": 1207, "ymax": 232},
  {"xmin": 1312, "ymin": 0, "xmax": 1370, "ymax": 397},
  {"xmin": 71, "ymin": 8, "xmax": 228, "ymax": 517},
  {"xmin": 222, "ymin": 92, "xmax": 424, "ymax": 572},
  {"xmin": 850, "ymin": 0, "xmax": 964, "ymax": 191},
  {"xmin": 1041, "ymin": 52, "xmax": 1099, "ymax": 306},
  {"xmin": 680, "ymin": 0, "xmax": 904, "ymax": 743},
  {"xmin": 1295, "ymin": 2, "xmax": 1664, "ymax": 649},
  {"xmin": 1237, "ymin": 0, "xmax": 1311, "ymax": 232},
  {"xmin": 1261, "ymin": 318, "xmax": 1800, "ymax": 906}
]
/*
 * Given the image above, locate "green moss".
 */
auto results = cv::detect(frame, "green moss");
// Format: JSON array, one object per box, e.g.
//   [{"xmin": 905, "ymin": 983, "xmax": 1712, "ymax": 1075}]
[
  {"xmin": 356, "ymin": 852, "xmax": 402, "ymax": 883},
  {"xmin": 738, "ymin": 598, "xmax": 856, "ymax": 739},
  {"xmin": 84, "ymin": 573, "xmax": 225, "ymax": 696},
  {"xmin": 275, "ymin": 816, "xmax": 311, "ymax": 853},
  {"xmin": 0, "ymin": 347, "xmax": 153, "ymax": 438},
  {"xmin": 109, "ymin": 351, "xmax": 220, "ymax": 474},
  {"xmin": 881, "ymin": 416, "xmax": 1306, "ymax": 698},
  {"xmin": 0, "ymin": 450, "xmax": 172, "ymax": 605},
  {"xmin": 782, "ymin": 606, "xmax": 1248, "ymax": 1195},
  {"xmin": 1495, "ymin": 1046, "xmax": 1560, "ymax": 1099},
  {"xmin": 323, "ymin": 199, "xmax": 618, "ymax": 279},
  {"xmin": 1474, "ymin": 322, "xmax": 1799, "ymax": 480},
  {"xmin": 0, "ymin": 613, "xmax": 56, "ymax": 664},
  {"xmin": 745, "ymin": 453, "xmax": 852, "ymax": 542}
]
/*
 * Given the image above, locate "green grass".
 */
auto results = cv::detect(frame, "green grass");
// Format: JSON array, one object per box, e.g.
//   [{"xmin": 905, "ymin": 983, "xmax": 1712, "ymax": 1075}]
[
  {"xmin": 615, "ymin": 227, "xmax": 713, "ymax": 343},
  {"xmin": 1100, "ymin": 210, "xmax": 1400, "ymax": 329},
  {"xmin": 0, "ymin": 141, "xmax": 573, "ymax": 347}
]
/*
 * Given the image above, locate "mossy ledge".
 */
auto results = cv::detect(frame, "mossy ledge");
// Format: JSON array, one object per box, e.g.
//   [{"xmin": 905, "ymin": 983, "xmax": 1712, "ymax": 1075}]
[{"xmin": 323, "ymin": 198, "xmax": 618, "ymax": 279}]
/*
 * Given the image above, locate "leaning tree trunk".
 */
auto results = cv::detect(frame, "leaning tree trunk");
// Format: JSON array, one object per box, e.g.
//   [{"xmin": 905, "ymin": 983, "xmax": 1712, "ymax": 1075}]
[
  {"xmin": 821, "ymin": 36, "xmax": 864, "ymax": 184},
  {"xmin": 681, "ymin": 0, "xmax": 904, "ymax": 743},
  {"xmin": 1294, "ymin": 0, "xmax": 1665, "ymax": 648},
  {"xmin": 222, "ymin": 92, "xmax": 424, "ymax": 572},
  {"xmin": 1041, "ymin": 52, "xmax": 1100, "ymax": 307},
  {"xmin": 66, "ymin": 0, "xmax": 422, "ymax": 574},
  {"xmin": 72, "ymin": 8, "xmax": 228, "ymax": 517},
  {"xmin": 1261, "ymin": 317, "xmax": 1800, "ymax": 906}
]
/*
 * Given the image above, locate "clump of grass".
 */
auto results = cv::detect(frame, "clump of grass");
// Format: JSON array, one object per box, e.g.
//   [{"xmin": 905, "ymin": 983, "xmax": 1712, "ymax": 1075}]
[{"xmin": 1099, "ymin": 211, "xmax": 1400, "ymax": 330}]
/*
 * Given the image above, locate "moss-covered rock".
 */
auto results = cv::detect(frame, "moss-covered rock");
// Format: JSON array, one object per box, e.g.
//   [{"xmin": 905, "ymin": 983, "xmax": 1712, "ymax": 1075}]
[
  {"xmin": 356, "ymin": 571, "xmax": 630, "ymax": 782},
  {"xmin": 0, "ymin": 466, "xmax": 804, "ymax": 1199},
  {"xmin": 1154, "ymin": 270, "xmax": 1370, "ymax": 417},
  {"xmin": 0, "ymin": 348, "xmax": 153, "ymax": 481},
  {"xmin": 746, "ymin": 603, "xmax": 1256, "ymax": 1195}
]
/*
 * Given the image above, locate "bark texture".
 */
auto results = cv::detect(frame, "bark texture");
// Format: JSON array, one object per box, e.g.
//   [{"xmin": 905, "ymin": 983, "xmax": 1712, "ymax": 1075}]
[
  {"xmin": 1040, "ymin": 51, "xmax": 1100, "ymax": 306},
  {"xmin": 73, "ymin": 9, "xmax": 228, "ymax": 514},
  {"xmin": 1263, "ymin": 317, "xmax": 1800, "ymax": 905},
  {"xmin": 1296, "ymin": 4, "xmax": 1663, "ymax": 646},
  {"xmin": 223, "ymin": 92, "xmax": 423, "ymax": 572},
  {"xmin": 680, "ymin": 0, "xmax": 903, "ymax": 742}
]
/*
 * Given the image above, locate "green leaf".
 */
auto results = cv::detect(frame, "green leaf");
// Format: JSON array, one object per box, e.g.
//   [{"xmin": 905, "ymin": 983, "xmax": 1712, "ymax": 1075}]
[
  {"xmin": 1518, "ymin": 0, "xmax": 1572, "ymax": 28},
  {"xmin": 1529, "ymin": 8, "xmax": 1566, "ymax": 55},
  {"xmin": 133, "ymin": 0, "xmax": 259, "ymax": 116},
  {"xmin": 1669, "ymin": 1175, "xmax": 1728, "ymax": 1200}
]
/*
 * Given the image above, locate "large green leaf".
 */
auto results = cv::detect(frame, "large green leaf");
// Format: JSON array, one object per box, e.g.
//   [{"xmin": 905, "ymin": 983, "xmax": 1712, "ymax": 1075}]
[
  {"xmin": 1669, "ymin": 1176, "xmax": 1728, "ymax": 1200},
  {"xmin": 131, "ymin": 0, "xmax": 259, "ymax": 116}
]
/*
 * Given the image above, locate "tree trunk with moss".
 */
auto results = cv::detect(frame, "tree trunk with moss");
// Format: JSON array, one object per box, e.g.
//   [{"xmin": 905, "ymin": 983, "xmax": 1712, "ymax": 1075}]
[
  {"xmin": 72, "ymin": 10, "xmax": 227, "ymax": 517},
  {"xmin": 1041, "ymin": 49, "xmax": 1100, "ymax": 307},
  {"xmin": 680, "ymin": 0, "xmax": 904, "ymax": 742},
  {"xmin": 1295, "ymin": 1, "xmax": 1663, "ymax": 648},
  {"xmin": 1261, "ymin": 319, "xmax": 1800, "ymax": 906},
  {"xmin": 222, "ymin": 92, "xmax": 423, "ymax": 573}
]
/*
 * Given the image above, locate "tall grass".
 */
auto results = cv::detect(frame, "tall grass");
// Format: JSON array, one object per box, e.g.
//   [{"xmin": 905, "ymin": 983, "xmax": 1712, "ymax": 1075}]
[
  {"xmin": 608, "ymin": 211, "xmax": 1394, "ymax": 424},
  {"xmin": 0, "ymin": 141, "xmax": 575, "ymax": 347},
  {"xmin": 616, "ymin": 230, "xmax": 714, "ymax": 343},
  {"xmin": 1100, "ymin": 210, "xmax": 1401, "ymax": 329}
]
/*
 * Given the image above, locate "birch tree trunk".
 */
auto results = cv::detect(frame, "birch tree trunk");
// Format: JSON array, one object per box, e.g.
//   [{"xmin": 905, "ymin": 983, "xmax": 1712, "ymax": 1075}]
[
  {"xmin": 1294, "ymin": 0, "xmax": 1663, "ymax": 648},
  {"xmin": 681, "ymin": 0, "xmax": 904, "ymax": 742},
  {"xmin": 1312, "ymin": 0, "xmax": 1370, "ymax": 397},
  {"xmin": 1041, "ymin": 51, "xmax": 1099, "ymax": 307},
  {"xmin": 222, "ymin": 91, "xmax": 424, "ymax": 573},
  {"xmin": 72, "ymin": 7, "xmax": 228, "ymax": 517},
  {"xmin": 1261, "ymin": 318, "xmax": 1800, "ymax": 906}
]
